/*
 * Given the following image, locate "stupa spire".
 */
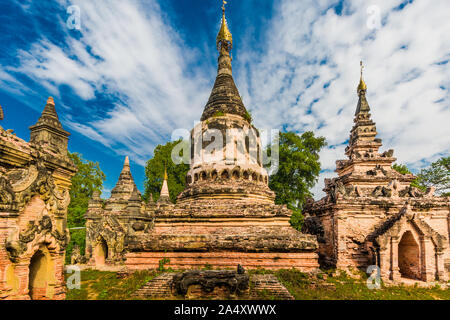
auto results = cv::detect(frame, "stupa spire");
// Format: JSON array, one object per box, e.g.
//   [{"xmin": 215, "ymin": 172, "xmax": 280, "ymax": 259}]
[
  {"xmin": 110, "ymin": 156, "xmax": 140, "ymax": 200},
  {"xmin": 358, "ymin": 61, "xmax": 367, "ymax": 92},
  {"xmin": 0, "ymin": 105, "xmax": 4, "ymax": 121},
  {"xmin": 29, "ymin": 97, "xmax": 70, "ymax": 155},
  {"xmin": 345, "ymin": 62, "xmax": 381, "ymax": 159},
  {"xmin": 35, "ymin": 97, "xmax": 64, "ymax": 129},
  {"xmin": 217, "ymin": 0, "xmax": 233, "ymax": 53},
  {"xmin": 355, "ymin": 61, "xmax": 370, "ymax": 116},
  {"xmin": 200, "ymin": 1, "xmax": 250, "ymax": 122},
  {"xmin": 158, "ymin": 166, "xmax": 171, "ymax": 204}
]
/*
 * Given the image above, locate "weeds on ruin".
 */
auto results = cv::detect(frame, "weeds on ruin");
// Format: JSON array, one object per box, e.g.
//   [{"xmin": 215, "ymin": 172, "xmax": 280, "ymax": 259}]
[
  {"xmin": 276, "ymin": 269, "xmax": 450, "ymax": 300},
  {"xmin": 66, "ymin": 269, "xmax": 450, "ymax": 300},
  {"xmin": 158, "ymin": 257, "xmax": 171, "ymax": 272},
  {"xmin": 65, "ymin": 269, "xmax": 158, "ymax": 300}
]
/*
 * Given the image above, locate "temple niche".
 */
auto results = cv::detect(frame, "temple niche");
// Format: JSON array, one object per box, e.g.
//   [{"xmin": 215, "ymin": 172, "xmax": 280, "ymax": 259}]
[
  {"xmin": 0, "ymin": 98, "xmax": 76, "ymax": 300},
  {"xmin": 85, "ymin": 7, "xmax": 319, "ymax": 272},
  {"xmin": 303, "ymin": 64, "xmax": 450, "ymax": 284}
]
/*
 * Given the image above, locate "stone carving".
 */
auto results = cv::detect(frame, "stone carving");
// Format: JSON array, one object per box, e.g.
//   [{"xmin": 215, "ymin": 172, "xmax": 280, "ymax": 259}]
[
  {"xmin": 171, "ymin": 269, "xmax": 250, "ymax": 297},
  {"xmin": 371, "ymin": 186, "xmax": 391, "ymax": 198},
  {"xmin": 0, "ymin": 97, "xmax": 76, "ymax": 300},
  {"xmin": 303, "ymin": 72, "xmax": 449, "ymax": 284},
  {"xmin": 381, "ymin": 149, "xmax": 394, "ymax": 158},
  {"xmin": 366, "ymin": 165, "xmax": 388, "ymax": 177},
  {"xmin": 70, "ymin": 245, "xmax": 86, "ymax": 265},
  {"xmin": 399, "ymin": 186, "xmax": 424, "ymax": 198}
]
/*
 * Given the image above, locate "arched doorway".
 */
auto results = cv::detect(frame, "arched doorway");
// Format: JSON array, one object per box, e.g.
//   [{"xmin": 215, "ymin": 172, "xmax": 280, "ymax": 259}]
[
  {"xmin": 29, "ymin": 250, "xmax": 48, "ymax": 300},
  {"xmin": 94, "ymin": 237, "xmax": 108, "ymax": 266},
  {"xmin": 398, "ymin": 231, "xmax": 421, "ymax": 280}
]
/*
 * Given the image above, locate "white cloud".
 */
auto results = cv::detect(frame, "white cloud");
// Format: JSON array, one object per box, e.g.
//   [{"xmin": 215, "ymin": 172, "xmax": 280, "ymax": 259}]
[
  {"xmin": 11, "ymin": 0, "xmax": 211, "ymax": 164},
  {"xmin": 3, "ymin": 0, "xmax": 449, "ymax": 200},
  {"xmin": 237, "ymin": 0, "xmax": 450, "ymax": 199}
]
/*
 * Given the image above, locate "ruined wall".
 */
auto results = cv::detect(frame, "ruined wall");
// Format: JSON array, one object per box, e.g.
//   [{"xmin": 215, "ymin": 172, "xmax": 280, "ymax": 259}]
[{"xmin": 0, "ymin": 98, "xmax": 76, "ymax": 300}]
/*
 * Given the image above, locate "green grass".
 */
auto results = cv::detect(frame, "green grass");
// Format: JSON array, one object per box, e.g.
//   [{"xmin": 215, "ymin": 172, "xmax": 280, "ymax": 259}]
[
  {"xmin": 65, "ymin": 269, "xmax": 449, "ymax": 300},
  {"xmin": 276, "ymin": 269, "xmax": 450, "ymax": 300},
  {"xmin": 65, "ymin": 269, "xmax": 159, "ymax": 300}
]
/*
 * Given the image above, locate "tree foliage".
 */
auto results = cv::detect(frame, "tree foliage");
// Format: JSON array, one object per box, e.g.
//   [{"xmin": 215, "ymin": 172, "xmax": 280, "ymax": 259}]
[
  {"xmin": 392, "ymin": 157, "xmax": 450, "ymax": 195},
  {"xmin": 144, "ymin": 140, "xmax": 190, "ymax": 203},
  {"xmin": 391, "ymin": 163, "xmax": 423, "ymax": 191},
  {"xmin": 66, "ymin": 152, "xmax": 105, "ymax": 262},
  {"xmin": 268, "ymin": 131, "xmax": 327, "ymax": 231},
  {"xmin": 417, "ymin": 156, "xmax": 449, "ymax": 195},
  {"xmin": 392, "ymin": 163, "xmax": 411, "ymax": 175}
]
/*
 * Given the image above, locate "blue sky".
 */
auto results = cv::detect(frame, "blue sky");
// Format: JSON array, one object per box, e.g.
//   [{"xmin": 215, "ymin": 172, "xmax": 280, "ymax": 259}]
[{"xmin": 1, "ymin": 0, "xmax": 449, "ymax": 199}]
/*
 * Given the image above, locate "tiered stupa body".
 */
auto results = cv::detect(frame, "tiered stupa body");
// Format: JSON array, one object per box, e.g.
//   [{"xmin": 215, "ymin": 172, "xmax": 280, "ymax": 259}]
[
  {"xmin": 304, "ymin": 65, "xmax": 449, "ymax": 283},
  {"xmin": 87, "ymin": 7, "xmax": 319, "ymax": 271},
  {"xmin": 178, "ymin": 9, "xmax": 277, "ymax": 207}
]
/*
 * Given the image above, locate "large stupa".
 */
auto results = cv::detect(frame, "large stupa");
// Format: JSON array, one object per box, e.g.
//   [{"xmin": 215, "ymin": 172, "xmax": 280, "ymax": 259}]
[{"xmin": 85, "ymin": 4, "xmax": 318, "ymax": 271}]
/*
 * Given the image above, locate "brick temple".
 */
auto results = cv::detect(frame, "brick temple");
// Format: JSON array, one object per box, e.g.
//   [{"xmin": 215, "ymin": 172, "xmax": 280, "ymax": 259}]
[
  {"xmin": 0, "ymin": 98, "xmax": 76, "ymax": 299},
  {"xmin": 303, "ymin": 66, "xmax": 449, "ymax": 283},
  {"xmin": 85, "ymin": 7, "xmax": 319, "ymax": 272}
]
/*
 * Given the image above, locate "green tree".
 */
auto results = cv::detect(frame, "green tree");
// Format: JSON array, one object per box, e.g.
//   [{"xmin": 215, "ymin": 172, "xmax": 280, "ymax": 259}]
[
  {"xmin": 268, "ymin": 131, "xmax": 327, "ymax": 231},
  {"xmin": 392, "ymin": 163, "xmax": 411, "ymax": 175},
  {"xmin": 66, "ymin": 152, "xmax": 106, "ymax": 263},
  {"xmin": 417, "ymin": 157, "xmax": 450, "ymax": 196},
  {"xmin": 392, "ymin": 163, "xmax": 424, "ymax": 190},
  {"xmin": 144, "ymin": 140, "xmax": 190, "ymax": 203},
  {"xmin": 392, "ymin": 158, "xmax": 450, "ymax": 195}
]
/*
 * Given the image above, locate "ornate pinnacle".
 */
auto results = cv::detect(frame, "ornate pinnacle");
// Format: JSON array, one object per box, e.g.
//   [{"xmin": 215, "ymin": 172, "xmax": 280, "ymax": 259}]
[
  {"xmin": 47, "ymin": 96, "xmax": 55, "ymax": 106},
  {"xmin": 217, "ymin": 0, "xmax": 233, "ymax": 52},
  {"xmin": 358, "ymin": 61, "xmax": 367, "ymax": 92}
]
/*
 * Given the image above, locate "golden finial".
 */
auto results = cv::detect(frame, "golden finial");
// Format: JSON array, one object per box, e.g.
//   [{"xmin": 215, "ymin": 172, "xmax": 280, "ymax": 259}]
[
  {"xmin": 164, "ymin": 165, "xmax": 168, "ymax": 181},
  {"xmin": 217, "ymin": 0, "xmax": 233, "ymax": 51},
  {"xmin": 47, "ymin": 96, "xmax": 55, "ymax": 106},
  {"xmin": 358, "ymin": 61, "xmax": 367, "ymax": 92}
]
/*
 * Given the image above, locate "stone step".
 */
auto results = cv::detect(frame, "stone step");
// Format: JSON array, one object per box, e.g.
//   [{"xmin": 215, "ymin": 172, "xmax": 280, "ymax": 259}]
[
  {"xmin": 249, "ymin": 274, "xmax": 294, "ymax": 300},
  {"xmin": 132, "ymin": 273, "xmax": 176, "ymax": 298},
  {"xmin": 132, "ymin": 272, "xmax": 294, "ymax": 300}
]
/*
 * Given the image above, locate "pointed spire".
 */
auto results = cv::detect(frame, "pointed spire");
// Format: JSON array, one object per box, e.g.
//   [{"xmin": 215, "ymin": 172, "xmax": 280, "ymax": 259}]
[
  {"xmin": 345, "ymin": 62, "xmax": 381, "ymax": 159},
  {"xmin": 355, "ymin": 61, "xmax": 370, "ymax": 116},
  {"xmin": 158, "ymin": 166, "xmax": 171, "ymax": 203},
  {"xmin": 217, "ymin": 0, "xmax": 233, "ymax": 52},
  {"xmin": 35, "ymin": 97, "xmax": 63, "ymax": 129},
  {"xmin": 110, "ymin": 156, "xmax": 140, "ymax": 201},
  {"xmin": 47, "ymin": 96, "xmax": 55, "ymax": 105},
  {"xmin": 29, "ymin": 97, "xmax": 70, "ymax": 154},
  {"xmin": 357, "ymin": 61, "xmax": 367, "ymax": 92},
  {"xmin": 200, "ymin": 1, "xmax": 249, "ymax": 122},
  {"xmin": 0, "ymin": 105, "xmax": 4, "ymax": 121}
]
